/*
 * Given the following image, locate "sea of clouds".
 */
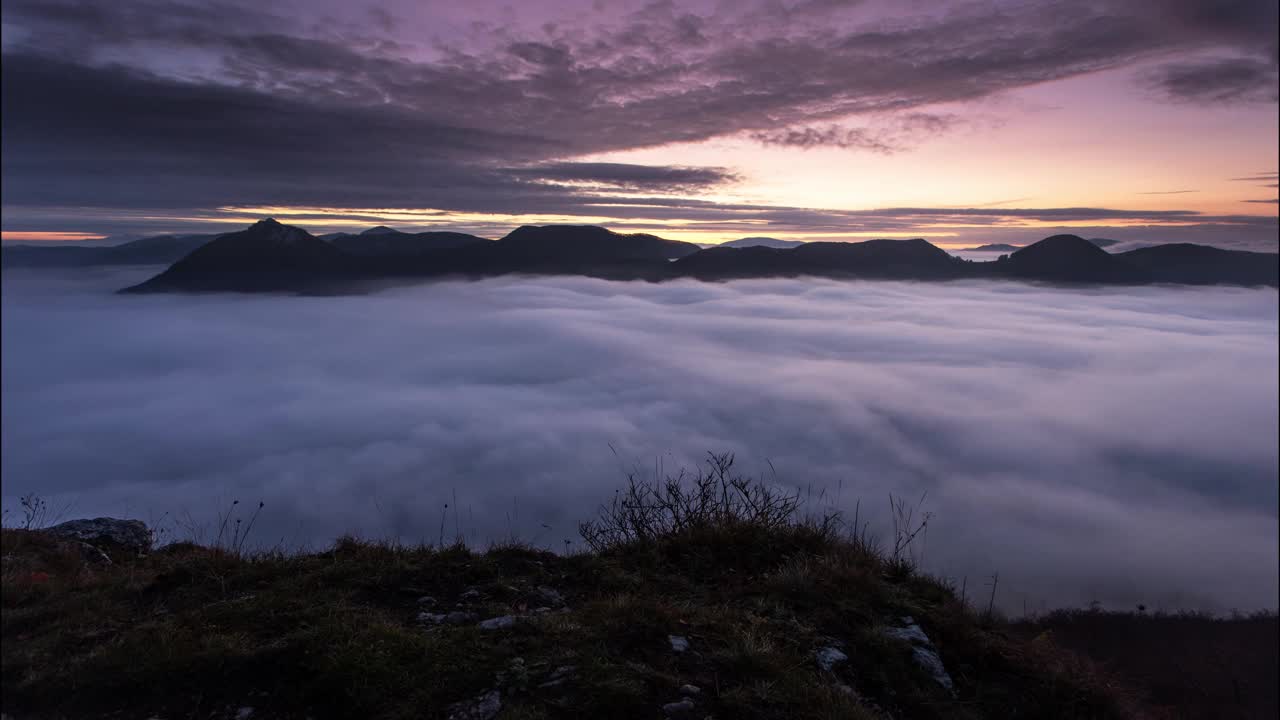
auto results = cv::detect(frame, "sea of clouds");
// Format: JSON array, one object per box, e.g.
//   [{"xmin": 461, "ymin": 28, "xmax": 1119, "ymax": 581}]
[{"xmin": 2, "ymin": 267, "xmax": 1277, "ymax": 613}]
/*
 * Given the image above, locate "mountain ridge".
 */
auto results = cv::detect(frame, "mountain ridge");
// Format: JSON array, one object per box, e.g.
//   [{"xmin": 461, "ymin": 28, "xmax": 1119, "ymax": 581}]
[
  {"xmin": 24, "ymin": 220, "xmax": 1267, "ymax": 293},
  {"xmin": 2, "ymin": 234, "xmax": 214, "ymax": 267}
]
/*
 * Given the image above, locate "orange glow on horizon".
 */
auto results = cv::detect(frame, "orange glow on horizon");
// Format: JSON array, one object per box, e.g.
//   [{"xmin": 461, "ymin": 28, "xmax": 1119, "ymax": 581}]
[{"xmin": 1, "ymin": 231, "xmax": 107, "ymax": 242}]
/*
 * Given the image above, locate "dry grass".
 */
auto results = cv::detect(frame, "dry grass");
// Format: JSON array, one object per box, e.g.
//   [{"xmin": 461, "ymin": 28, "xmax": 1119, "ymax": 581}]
[{"xmin": 3, "ymin": 470, "xmax": 1249, "ymax": 719}]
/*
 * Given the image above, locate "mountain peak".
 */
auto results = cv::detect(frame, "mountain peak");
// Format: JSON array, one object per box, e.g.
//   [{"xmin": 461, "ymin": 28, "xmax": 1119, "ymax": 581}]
[
  {"xmin": 1011, "ymin": 234, "xmax": 1111, "ymax": 261},
  {"xmin": 361, "ymin": 226, "xmax": 399, "ymax": 236},
  {"xmin": 497, "ymin": 225, "xmax": 699, "ymax": 261},
  {"xmin": 254, "ymin": 218, "xmax": 281, "ymax": 227},
  {"xmin": 720, "ymin": 237, "xmax": 807, "ymax": 249},
  {"xmin": 1006, "ymin": 234, "xmax": 1139, "ymax": 282}
]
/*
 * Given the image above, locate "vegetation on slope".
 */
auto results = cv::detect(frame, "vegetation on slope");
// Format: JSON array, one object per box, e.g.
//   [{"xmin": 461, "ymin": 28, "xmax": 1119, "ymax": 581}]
[{"xmin": 2, "ymin": 457, "xmax": 1272, "ymax": 719}]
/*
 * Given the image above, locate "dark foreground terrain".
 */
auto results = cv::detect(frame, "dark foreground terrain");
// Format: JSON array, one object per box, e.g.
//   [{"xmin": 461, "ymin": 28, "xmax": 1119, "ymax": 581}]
[{"xmin": 3, "ymin": 467, "xmax": 1275, "ymax": 719}]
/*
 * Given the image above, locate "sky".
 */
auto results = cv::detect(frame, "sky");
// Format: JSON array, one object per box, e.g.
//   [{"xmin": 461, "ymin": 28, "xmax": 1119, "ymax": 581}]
[
  {"xmin": 1, "ymin": 0, "xmax": 1278, "ymax": 248},
  {"xmin": 3, "ymin": 269, "xmax": 1277, "ymax": 612}
]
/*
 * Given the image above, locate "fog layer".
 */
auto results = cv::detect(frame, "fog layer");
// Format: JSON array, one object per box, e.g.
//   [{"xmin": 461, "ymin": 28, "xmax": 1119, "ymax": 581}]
[{"xmin": 3, "ymin": 269, "xmax": 1277, "ymax": 612}]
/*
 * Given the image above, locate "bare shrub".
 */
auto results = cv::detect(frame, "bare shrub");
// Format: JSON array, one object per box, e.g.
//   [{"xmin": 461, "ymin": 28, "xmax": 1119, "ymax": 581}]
[
  {"xmin": 578, "ymin": 452, "xmax": 810, "ymax": 552},
  {"xmin": 2, "ymin": 494, "xmax": 73, "ymax": 531},
  {"xmin": 888, "ymin": 491, "xmax": 933, "ymax": 570},
  {"xmin": 211, "ymin": 499, "xmax": 266, "ymax": 556}
]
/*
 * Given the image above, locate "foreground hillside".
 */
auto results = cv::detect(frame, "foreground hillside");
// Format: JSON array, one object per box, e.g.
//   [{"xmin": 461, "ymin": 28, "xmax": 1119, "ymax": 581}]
[{"xmin": 3, "ymin": 470, "xmax": 1275, "ymax": 719}]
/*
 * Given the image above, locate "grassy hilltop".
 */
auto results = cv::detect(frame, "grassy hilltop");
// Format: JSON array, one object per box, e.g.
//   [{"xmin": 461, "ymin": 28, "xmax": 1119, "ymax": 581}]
[{"xmin": 3, "ymin": 458, "xmax": 1275, "ymax": 719}]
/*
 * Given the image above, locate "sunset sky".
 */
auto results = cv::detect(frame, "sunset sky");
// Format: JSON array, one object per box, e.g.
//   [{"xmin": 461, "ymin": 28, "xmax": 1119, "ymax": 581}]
[{"xmin": 2, "ymin": 0, "xmax": 1277, "ymax": 248}]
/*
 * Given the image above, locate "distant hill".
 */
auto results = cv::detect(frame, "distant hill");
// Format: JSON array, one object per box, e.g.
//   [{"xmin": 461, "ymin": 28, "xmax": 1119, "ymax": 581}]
[
  {"xmin": 719, "ymin": 237, "xmax": 807, "ymax": 249},
  {"xmin": 966, "ymin": 238, "xmax": 1117, "ymax": 253},
  {"xmin": 1116, "ymin": 243, "xmax": 1279, "ymax": 286},
  {"xmin": 1001, "ymin": 234, "xmax": 1143, "ymax": 283},
  {"xmin": 115, "ymin": 221, "xmax": 1279, "ymax": 293},
  {"xmin": 675, "ymin": 238, "xmax": 966, "ymax": 280},
  {"xmin": 122, "ymin": 222, "xmax": 703, "ymax": 292},
  {"xmin": 2, "ymin": 234, "xmax": 213, "ymax": 268},
  {"xmin": 123, "ymin": 219, "xmax": 351, "ymax": 293},
  {"xmin": 494, "ymin": 225, "xmax": 699, "ymax": 262}
]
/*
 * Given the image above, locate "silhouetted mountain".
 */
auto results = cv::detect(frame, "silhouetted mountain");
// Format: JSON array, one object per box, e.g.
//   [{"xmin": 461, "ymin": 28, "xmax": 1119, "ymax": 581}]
[
  {"xmin": 1088, "ymin": 238, "xmax": 1120, "ymax": 248},
  {"xmin": 123, "ymin": 219, "xmax": 351, "ymax": 293},
  {"xmin": 675, "ymin": 238, "xmax": 967, "ymax": 280},
  {"xmin": 1117, "ymin": 243, "xmax": 1279, "ymax": 286},
  {"xmin": 116, "ymin": 221, "xmax": 1279, "ymax": 293},
  {"xmin": 1001, "ymin": 234, "xmax": 1144, "ymax": 283},
  {"xmin": 103, "ymin": 235, "xmax": 214, "ymax": 262},
  {"xmin": 3, "ymin": 234, "xmax": 213, "ymax": 267},
  {"xmin": 329, "ymin": 229, "xmax": 489, "ymax": 257},
  {"xmin": 494, "ymin": 225, "xmax": 699, "ymax": 262},
  {"xmin": 719, "ymin": 237, "xmax": 807, "ymax": 249},
  {"xmin": 966, "ymin": 243, "xmax": 1021, "ymax": 252},
  {"xmin": 366, "ymin": 225, "xmax": 702, "ymax": 280}
]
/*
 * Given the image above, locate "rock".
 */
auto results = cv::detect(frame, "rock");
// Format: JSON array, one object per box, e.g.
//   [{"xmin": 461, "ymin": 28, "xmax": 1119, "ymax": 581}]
[
  {"xmin": 497, "ymin": 657, "xmax": 529, "ymax": 687},
  {"xmin": 883, "ymin": 619, "xmax": 930, "ymax": 647},
  {"xmin": 538, "ymin": 667, "xmax": 575, "ymax": 689},
  {"xmin": 882, "ymin": 618, "xmax": 955, "ymax": 694},
  {"xmin": 459, "ymin": 588, "xmax": 482, "ymax": 601},
  {"xmin": 235, "ymin": 708, "xmax": 254, "ymax": 720},
  {"xmin": 678, "ymin": 684, "xmax": 701, "ymax": 696},
  {"xmin": 816, "ymin": 646, "xmax": 848, "ymax": 672},
  {"xmin": 547, "ymin": 665, "xmax": 576, "ymax": 681},
  {"xmin": 77, "ymin": 541, "xmax": 115, "ymax": 565},
  {"xmin": 447, "ymin": 689, "xmax": 501, "ymax": 720},
  {"xmin": 662, "ymin": 698, "xmax": 696, "ymax": 715},
  {"xmin": 417, "ymin": 596, "xmax": 437, "ymax": 606},
  {"xmin": 908, "ymin": 645, "xmax": 955, "ymax": 693},
  {"xmin": 478, "ymin": 615, "xmax": 516, "ymax": 631},
  {"xmin": 535, "ymin": 585, "xmax": 565, "ymax": 606},
  {"xmin": 668, "ymin": 635, "xmax": 690, "ymax": 653},
  {"xmin": 419, "ymin": 610, "xmax": 477, "ymax": 626},
  {"xmin": 45, "ymin": 518, "xmax": 149, "ymax": 555},
  {"xmin": 835, "ymin": 683, "xmax": 857, "ymax": 697}
]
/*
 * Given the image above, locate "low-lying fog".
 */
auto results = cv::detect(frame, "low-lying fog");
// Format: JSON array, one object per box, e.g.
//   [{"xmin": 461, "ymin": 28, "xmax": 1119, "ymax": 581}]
[{"xmin": 3, "ymin": 268, "xmax": 1277, "ymax": 613}]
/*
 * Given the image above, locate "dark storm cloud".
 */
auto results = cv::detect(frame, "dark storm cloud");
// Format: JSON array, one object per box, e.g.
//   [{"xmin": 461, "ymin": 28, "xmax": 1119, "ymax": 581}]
[
  {"xmin": 2, "ymin": 0, "xmax": 1277, "ymax": 218},
  {"xmin": 503, "ymin": 162, "xmax": 740, "ymax": 191},
  {"xmin": 1144, "ymin": 56, "xmax": 1279, "ymax": 102},
  {"xmin": 0, "ymin": 55, "xmax": 568, "ymax": 210},
  {"xmin": 2, "ymin": 271, "xmax": 1276, "ymax": 613},
  {"xmin": 749, "ymin": 114, "xmax": 961, "ymax": 151}
]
